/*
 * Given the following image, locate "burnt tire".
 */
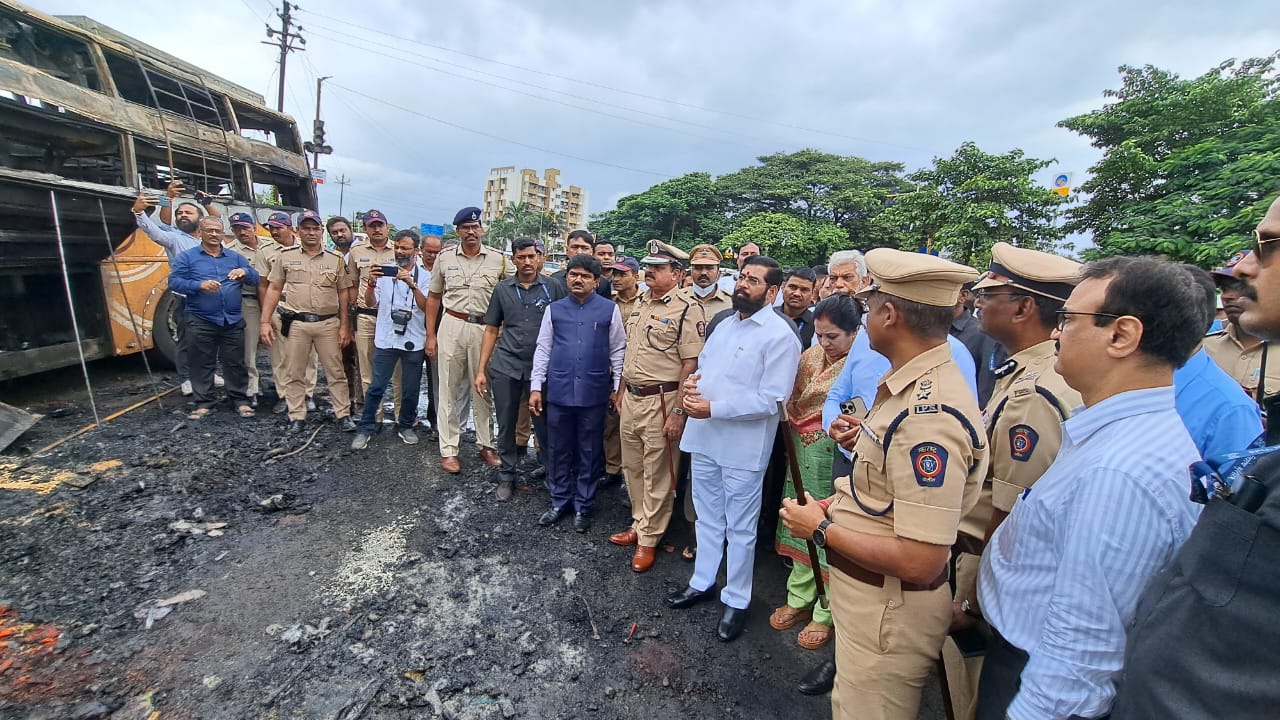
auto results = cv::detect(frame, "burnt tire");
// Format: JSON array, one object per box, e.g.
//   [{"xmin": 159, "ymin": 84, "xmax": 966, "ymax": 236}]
[{"xmin": 150, "ymin": 290, "xmax": 183, "ymax": 369}]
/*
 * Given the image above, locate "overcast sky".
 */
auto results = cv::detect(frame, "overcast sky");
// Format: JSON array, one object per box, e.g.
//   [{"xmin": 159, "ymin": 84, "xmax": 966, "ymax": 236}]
[{"xmin": 36, "ymin": 0, "xmax": 1280, "ymax": 231}]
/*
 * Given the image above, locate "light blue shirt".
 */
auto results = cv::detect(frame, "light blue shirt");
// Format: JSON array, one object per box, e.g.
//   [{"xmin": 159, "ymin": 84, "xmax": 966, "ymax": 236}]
[
  {"xmin": 372, "ymin": 265, "xmax": 428, "ymax": 351},
  {"xmin": 822, "ymin": 329, "xmax": 978, "ymax": 456},
  {"xmin": 978, "ymin": 386, "xmax": 1201, "ymax": 720},
  {"xmin": 133, "ymin": 210, "xmax": 199, "ymax": 261},
  {"xmin": 1174, "ymin": 348, "xmax": 1263, "ymax": 459}
]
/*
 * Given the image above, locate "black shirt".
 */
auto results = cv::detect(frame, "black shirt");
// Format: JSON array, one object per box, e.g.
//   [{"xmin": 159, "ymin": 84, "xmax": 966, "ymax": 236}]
[
  {"xmin": 950, "ymin": 311, "xmax": 1003, "ymax": 407},
  {"xmin": 483, "ymin": 276, "xmax": 567, "ymax": 380}
]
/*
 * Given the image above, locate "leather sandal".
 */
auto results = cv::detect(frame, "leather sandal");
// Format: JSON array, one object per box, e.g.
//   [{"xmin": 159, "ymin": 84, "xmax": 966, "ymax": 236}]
[
  {"xmin": 797, "ymin": 620, "xmax": 833, "ymax": 650},
  {"xmin": 769, "ymin": 604, "xmax": 812, "ymax": 631}
]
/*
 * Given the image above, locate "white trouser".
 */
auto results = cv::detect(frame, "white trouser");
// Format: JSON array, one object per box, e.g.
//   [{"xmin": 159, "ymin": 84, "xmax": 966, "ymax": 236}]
[{"xmin": 688, "ymin": 452, "xmax": 765, "ymax": 610}]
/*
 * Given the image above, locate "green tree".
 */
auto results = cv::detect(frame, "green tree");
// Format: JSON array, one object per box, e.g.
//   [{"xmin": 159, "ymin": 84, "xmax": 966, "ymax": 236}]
[
  {"xmin": 715, "ymin": 149, "xmax": 910, "ymax": 246},
  {"xmin": 719, "ymin": 213, "xmax": 847, "ymax": 267},
  {"xmin": 486, "ymin": 201, "xmax": 564, "ymax": 248},
  {"xmin": 588, "ymin": 172, "xmax": 729, "ymax": 251},
  {"xmin": 1060, "ymin": 54, "xmax": 1280, "ymax": 266},
  {"xmin": 877, "ymin": 141, "xmax": 1065, "ymax": 269}
]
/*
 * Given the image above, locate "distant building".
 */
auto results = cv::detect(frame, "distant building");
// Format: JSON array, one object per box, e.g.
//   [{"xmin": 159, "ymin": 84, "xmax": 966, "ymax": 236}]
[{"xmin": 482, "ymin": 166, "xmax": 589, "ymax": 231}]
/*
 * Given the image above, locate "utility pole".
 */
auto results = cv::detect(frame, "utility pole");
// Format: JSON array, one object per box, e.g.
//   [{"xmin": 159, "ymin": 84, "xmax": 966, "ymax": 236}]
[
  {"xmin": 309, "ymin": 75, "xmax": 332, "ymax": 169},
  {"xmin": 335, "ymin": 174, "xmax": 350, "ymax": 217},
  {"xmin": 263, "ymin": 2, "xmax": 305, "ymax": 113}
]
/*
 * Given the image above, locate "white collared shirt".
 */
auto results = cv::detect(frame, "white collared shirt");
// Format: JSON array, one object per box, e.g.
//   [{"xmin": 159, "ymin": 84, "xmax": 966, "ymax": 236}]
[
  {"xmin": 679, "ymin": 305, "xmax": 802, "ymax": 471},
  {"xmin": 373, "ymin": 264, "xmax": 428, "ymax": 351}
]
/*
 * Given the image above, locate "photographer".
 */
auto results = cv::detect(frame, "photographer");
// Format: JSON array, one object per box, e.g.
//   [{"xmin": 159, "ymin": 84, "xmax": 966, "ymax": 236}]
[{"xmin": 351, "ymin": 230, "xmax": 429, "ymax": 449}]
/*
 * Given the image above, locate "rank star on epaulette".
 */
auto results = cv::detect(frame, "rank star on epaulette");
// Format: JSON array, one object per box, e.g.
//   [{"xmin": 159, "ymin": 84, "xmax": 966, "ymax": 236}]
[
  {"xmin": 916, "ymin": 379, "xmax": 933, "ymax": 400},
  {"xmin": 993, "ymin": 358, "xmax": 1019, "ymax": 378}
]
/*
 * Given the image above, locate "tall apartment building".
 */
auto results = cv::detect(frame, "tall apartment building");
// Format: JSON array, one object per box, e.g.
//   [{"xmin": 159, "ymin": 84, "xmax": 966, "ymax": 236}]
[{"xmin": 482, "ymin": 167, "xmax": 589, "ymax": 231}]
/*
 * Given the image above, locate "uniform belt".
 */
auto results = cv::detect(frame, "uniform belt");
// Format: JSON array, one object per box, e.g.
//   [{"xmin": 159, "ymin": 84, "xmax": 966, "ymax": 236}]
[
  {"xmin": 444, "ymin": 308, "xmax": 485, "ymax": 324},
  {"xmin": 355, "ymin": 307, "xmax": 378, "ymax": 317},
  {"xmin": 626, "ymin": 381, "xmax": 680, "ymax": 397},
  {"xmin": 826, "ymin": 548, "xmax": 948, "ymax": 591},
  {"xmin": 286, "ymin": 311, "xmax": 337, "ymax": 323}
]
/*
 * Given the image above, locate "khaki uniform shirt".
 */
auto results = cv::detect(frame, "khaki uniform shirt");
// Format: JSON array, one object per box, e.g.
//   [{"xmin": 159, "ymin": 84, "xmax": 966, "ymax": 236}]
[
  {"xmin": 614, "ymin": 290, "xmax": 642, "ymax": 333},
  {"xmin": 830, "ymin": 342, "xmax": 989, "ymax": 547},
  {"xmin": 1203, "ymin": 325, "xmax": 1278, "ymax": 399},
  {"xmin": 621, "ymin": 289, "xmax": 704, "ymax": 386},
  {"xmin": 226, "ymin": 238, "xmax": 267, "ymax": 299},
  {"xmin": 344, "ymin": 240, "xmax": 396, "ymax": 309},
  {"xmin": 677, "ymin": 286, "xmax": 733, "ymax": 339},
  {"xmin": 427, "ymin": 245, "xmax": 508, "ymax": 317},
  {"xmin": 957, "ymin": 340, "xmax": 1080, "ymax": 540},
  {"xmin": 268, "ymin": 246, "xmax": 352, "ymax": 315}
]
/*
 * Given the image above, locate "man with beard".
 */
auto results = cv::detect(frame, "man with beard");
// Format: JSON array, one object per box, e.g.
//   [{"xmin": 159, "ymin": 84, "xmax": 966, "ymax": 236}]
[
  {"xmin": 1111, "ymin": 199, "xmax": 1280, "ymax": 720},
  {"xmin": 132, "ymin": 181, "xmax": 206, "ymax": 395},
  {"xmin": 327, "ymin": 216, "xmax": 356, "ymax": 254},
  {"xmin": 530, "ymin": 254, "xmax": 626, "ymax": 532},
  {"xmin": 591, "ymin": 238, "xmax": 616, "ymax": 299},
  {"xmin": 477, "ymin": 238, "xmax": 565, "ymax": 500},
  {"xmin": 346, "ymin": 210, "xmax": 399, "ymax": 423},
  {"xmin": 668, "ymin": 255, "xmax": 801, "ymax": 642},
  {"xmin": 261, "ymin": 212, "xmax": 318, "ymax": 414},
  {"xmin": 611, "ymin": 245, "xmax": 703, "ymax": 573},
  {"xmin": 1204, "ymin": 250, "xmax": 1279, "ymax": 404},
  {"xmin": 327, "ymin": 215, "xmax": 360, "ymax": 413},
  {"xmin": 226, "ymin": 213, "xmax": 269, "ymax": 406}
]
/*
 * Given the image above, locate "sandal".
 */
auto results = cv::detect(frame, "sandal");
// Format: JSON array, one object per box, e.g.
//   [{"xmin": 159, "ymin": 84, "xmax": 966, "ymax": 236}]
[
  {"xmin": 188, "ymin": 407, "xmax": 212, "ymax": 421},
  {"xmin": 236, "ymin": 405, "xmax": 256, "ymax": 418},
  {"xmin": 681, "ymin": 546, "xmax": 696, "ymax": 562},
  {"xmin": 797, "ymin": 620, "xmax": 833, "ymax": 650},
  {"xmin": 769, "ymin": 604, "xmax": 812, "ymax": 631}
]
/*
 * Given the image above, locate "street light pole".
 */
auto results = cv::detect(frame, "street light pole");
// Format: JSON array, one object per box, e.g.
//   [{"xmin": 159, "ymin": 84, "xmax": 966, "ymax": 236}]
[{"xmin": 312, "ymin": 75, "xmax": 332, "ymax": 170}]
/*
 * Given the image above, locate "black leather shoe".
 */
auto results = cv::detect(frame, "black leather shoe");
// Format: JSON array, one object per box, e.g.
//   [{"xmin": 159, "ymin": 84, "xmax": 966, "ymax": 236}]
[
  {"xmin": 797, "ymin": 659, "xmax": 837, "ymax": 696},
  {"xmin": 288, "ymin": 420, "xmax": 305, "ymax": 433},
  {"xmin": 339, "ymin": 416, "xmax": 357, "ymax": 432},
  {"xmin": 572, "ymin": 512, "xmax": 590, "ymax": 533},
  {"xmin": 528, "ymin": 465, "xmax": 547, "ymax": 480},
  {"xmin": 249, "ymin": 394, "xmax": 259, "ymax": 409},
  {"xmin": 605, "ymin": 472, "xmax": 623, "ymax": 486},
  {"xmin": 538, "ymin": 506, "xmax": 569, "ymax": 526},
  {"xmin": 666, "ymin": 585, "xmax": 716, "ymax": 610},
  {"xmin": 716, "ymin": 606, "xmax": 748, "ymax": 642}
]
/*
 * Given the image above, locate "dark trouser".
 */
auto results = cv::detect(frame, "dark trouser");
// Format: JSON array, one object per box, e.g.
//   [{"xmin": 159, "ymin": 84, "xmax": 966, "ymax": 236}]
[
  {"xmin": 424, "ymin": 355, "xmax": 439, "ymax": 429},
  {"xmin": 975, "ymin": 626, "xmax": 1030, "ymax": 720},
  {"xmin": 186, "ymin": 316, "xmax": 248, "ymax": 407},
  {"xmin": 757, "ymin": 427, "xmax": 788, "ymax": 545},
  {"xmin": 175, "ymin": 295, "xmax": 190, "ymax": 381},
  {"xmin": 490, "ymin": 370, "xmax": 544, "ymax": 482},
  {"xmin": 358, "ymin": 346, "xmax": 424, "ymax": 433},
  {"xmin": 546, "ymin": 402, "xmax": 606, "ymax": 513},
  {"xmin": 343, "ymin": 334, "xmax": 361, "ymax": 415}
]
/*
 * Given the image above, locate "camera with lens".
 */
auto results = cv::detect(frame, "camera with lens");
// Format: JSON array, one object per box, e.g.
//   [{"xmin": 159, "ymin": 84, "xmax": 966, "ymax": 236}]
[{"xmin": 390, "ymin": 308, "xmax": 412, "ymax": 335}]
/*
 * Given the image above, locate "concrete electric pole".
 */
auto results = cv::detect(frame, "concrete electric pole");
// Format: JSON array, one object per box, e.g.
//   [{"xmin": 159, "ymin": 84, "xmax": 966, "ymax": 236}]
[{"xmin": 263, "ymin": 2, "xmax": 306, "ymax": 113}]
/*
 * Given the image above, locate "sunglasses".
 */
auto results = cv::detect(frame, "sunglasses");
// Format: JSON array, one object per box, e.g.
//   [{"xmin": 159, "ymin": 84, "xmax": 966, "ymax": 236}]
[{"xmin": 1253, "ymin": 228, "xmax": 1278, "ymax": 263}]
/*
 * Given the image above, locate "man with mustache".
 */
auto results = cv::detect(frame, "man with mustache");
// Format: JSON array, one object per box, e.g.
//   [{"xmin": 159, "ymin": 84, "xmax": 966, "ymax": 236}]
[
  {"xmin": 1111, "ymin": 198, "xmax": 1280, "ymax": 720},
  {"xmin": 346, "ymin": 210, "xmax": 398, "ymax": 423},
  {"xmin": 1204, "ymin": 250, "xmax": 1278, "ymax": 405},
  {"xmin": 668, "ymin": 254, "xmax": 801, "ymax": 642}
]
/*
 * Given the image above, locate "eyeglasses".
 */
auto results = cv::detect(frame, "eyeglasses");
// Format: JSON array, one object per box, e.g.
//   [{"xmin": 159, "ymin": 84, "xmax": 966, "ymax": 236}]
[
  {"xmin": 1055, "ymin": 310, "xmax": 1123, "ymax": 331},
  {"xmin": 974, "ymin": 289, "xmax": 1027, "ymax": 301},
  {"xmin": 1253, "ymin": 228, "xmax": 1278, "ymax": 263}
]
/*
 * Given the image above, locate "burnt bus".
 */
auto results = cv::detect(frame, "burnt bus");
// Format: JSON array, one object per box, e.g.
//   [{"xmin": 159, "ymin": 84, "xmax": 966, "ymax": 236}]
[{"xmin": 0, "ymin": 0, "xmax": 316, "ymax": 380}]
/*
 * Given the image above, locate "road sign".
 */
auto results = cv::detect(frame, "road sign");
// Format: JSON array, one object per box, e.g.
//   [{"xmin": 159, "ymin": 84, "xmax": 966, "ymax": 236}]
[
  {"xmin": 310, "ymin": 168, "xmax": 327, "ymax": 184},
  {"xmin": 420, "ymin": 223, "xmax": 445, "ymax": 237},
  {"xmin": 1052, "ymin": 172, "xmax": 1072, "ymax": 197}
]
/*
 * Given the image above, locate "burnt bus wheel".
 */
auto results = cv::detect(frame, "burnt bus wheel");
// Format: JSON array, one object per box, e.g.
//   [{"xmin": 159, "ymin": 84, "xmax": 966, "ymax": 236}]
[{"xmin": 151, "ymin": 290, "xmax": 183, "ymax": 368}]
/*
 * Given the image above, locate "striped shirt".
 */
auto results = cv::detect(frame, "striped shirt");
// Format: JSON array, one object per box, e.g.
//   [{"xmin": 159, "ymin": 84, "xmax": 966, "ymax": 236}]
[{"xmin": 978, "ymin": 386, "xmax": 1201, "ymax": 720}]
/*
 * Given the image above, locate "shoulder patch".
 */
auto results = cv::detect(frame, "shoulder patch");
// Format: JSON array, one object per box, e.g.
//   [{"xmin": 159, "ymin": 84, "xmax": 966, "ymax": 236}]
[
  {"xmin": 696, "ymin": 320, "xmax": 706, "ymax": 337},
  {"xmin": 910, "ymin": 443, "xmax": 948, "ymax": 487},
  {"xmin": 1009, "ymin": 424, "xmax": 1039, "ymax": 462}
]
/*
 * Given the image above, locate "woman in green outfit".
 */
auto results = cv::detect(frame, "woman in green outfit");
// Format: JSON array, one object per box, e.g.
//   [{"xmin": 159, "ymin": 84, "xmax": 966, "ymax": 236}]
[{"xmin": 770, "ymin": 294, "xmax": 862, "ymax": 650}]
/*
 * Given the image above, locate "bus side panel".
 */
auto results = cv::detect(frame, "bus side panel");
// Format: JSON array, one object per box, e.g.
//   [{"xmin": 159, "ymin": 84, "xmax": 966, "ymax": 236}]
[{"xmin": 99, "ymin": 228, "xmax": 169, "ymax": 357}]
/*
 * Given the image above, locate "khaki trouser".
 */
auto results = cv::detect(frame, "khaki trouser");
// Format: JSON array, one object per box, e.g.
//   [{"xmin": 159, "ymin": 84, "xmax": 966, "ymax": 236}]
[
  {"xmin": 242, "ymin": 297, "xmax": 261, "ymax": 396},
  {"xmin": 436, "ymin": 314, "xmax": 494, "ymax": 457},
  {"xmin": 517, "ymin": 402, "xmax": 534, "ymax": 450},
  {"xmin": 940, "ymin": 553, "xmax": 983, "ymax": 720},
  {"xmin": 620, "ymin": 391, "xmax": 677, "ymax": 547},
  {"xmin": 604, "ymin": 411, "xmax": 622, "ymax": 474},
  {"xmin": 284, "ymin": 316, "xmax": 350, "ymax": 421},
  {"xmin": 356, "ymin": 313, "xmax": 400, "ymax": 420},
  {"xmin": 270, "ymin": 312, "xmax": 317, "ymax": 397},
  {"xmin": 829, "ymin": 568, "xmax": 952, "ymax": 720}
]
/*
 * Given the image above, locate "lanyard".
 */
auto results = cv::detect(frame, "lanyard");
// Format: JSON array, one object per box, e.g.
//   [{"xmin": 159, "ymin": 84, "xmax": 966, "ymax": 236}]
[
  {"xmin": 514, "ymin": 282, "xmax": 550, "ymax": 307},
  {"xmin": 1188, "ymin": 437, "xmax": 1278, "ymax": 504},
  {"xmin": 391, "ymin": 267, "xmax": 418, "ymax": 310}
]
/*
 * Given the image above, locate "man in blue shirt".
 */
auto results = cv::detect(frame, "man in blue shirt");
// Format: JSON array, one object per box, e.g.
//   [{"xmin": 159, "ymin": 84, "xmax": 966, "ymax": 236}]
[
  {"xmin": 1173, "ymin": 265, "xmax": 1262, "ymax": 458},
  {"xmin": 167, "ymin": 216, "xmax": 259, "ymax": 419}
]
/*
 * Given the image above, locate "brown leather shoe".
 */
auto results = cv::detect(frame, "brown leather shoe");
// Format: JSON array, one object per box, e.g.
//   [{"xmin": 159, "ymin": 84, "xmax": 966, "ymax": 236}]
[
  {"xmin": 441, "ymin": 456, "xmax": 461, "ymax": 474},
  {"xmin": 478, "ymin": 447, "xmax": 502, "ymax": 467},
  {"xmin": 631, "ymin": 545, "xmax": 656, "ymax": 573},
  {"xmin": 609, "ymin": 528, "xmax": 638, "ymax": 546}
]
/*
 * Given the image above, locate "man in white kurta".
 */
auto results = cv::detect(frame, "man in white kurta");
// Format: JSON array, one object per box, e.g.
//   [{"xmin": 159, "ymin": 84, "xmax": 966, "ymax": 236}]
[{"xmin": 671, "ymin": 256, "xmax": 802, "ymax": 641}]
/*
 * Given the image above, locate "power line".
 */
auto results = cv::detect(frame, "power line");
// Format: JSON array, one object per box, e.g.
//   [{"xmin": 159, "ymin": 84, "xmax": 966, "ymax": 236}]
[
  {"xmin": 295, "ymin": 6, "xmax": 917, "ymax": 149},
  {"xmin": 329, "ymin": 83, "xmax": 674, "ymax": 179}
]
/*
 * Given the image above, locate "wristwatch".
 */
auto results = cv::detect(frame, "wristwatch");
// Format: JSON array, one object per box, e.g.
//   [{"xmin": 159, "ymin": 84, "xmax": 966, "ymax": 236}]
[
  {"xmin": 812, "ymin": 519, "xmax": 832, "ymax": 548},
  {"xmin": 671, "ymin": 406, "xmax": 686, "ymax": 417}
]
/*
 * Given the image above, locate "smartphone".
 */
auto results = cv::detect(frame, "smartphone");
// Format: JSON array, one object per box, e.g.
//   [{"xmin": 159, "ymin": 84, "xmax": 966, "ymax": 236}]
[
  {"xmin": 378, "ymin": 264, "xmax": 399, "ymax": 278},
  {"xmin": 840, "ymin": 397, "xmax": 868, "ymax": 418}
]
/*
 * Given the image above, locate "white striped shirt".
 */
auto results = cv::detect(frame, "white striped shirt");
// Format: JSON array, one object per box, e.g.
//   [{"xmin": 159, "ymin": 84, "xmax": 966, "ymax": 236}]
[{"xmin": 978, "ymin": 386, "xmax": 1201, "ymax": 720}]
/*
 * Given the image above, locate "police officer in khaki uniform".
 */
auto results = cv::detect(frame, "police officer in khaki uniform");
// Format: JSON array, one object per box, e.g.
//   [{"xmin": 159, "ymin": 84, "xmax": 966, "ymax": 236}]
[
  {"xmin": 226, "ymin": 212, "xmax": 268, "ymax": 406},
  {"xmin": 942, "ymin": 242, "xmax": 1082, "ymax": 720},
  {"xmin": 609, "ymin": 243, "xmax": 704, "ymax": 573},
  {"xmin": 780, "ymin": 248, "xmax": 988, "ymax": 720},
  {"xmin": 261, "ymin": 211, "xmax": 318, "ymax": 413},
  {"xmin": 260, "ymin": 209, "xmax": 356, "ymax": 432},
  {"xmin": 346, "ymin": 209, "xmax": 399, "ymax": 419},
  {"xmin": 425, "ymin": 207, "xmax": 509, "ymax": 473},
  {"xmin": 1205, "ymin": 250, "xmax": 1278, "ymax": 402},
  {"xmin": 602, "ymin": 256, "xmax": 644, "ymax": 495}
]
